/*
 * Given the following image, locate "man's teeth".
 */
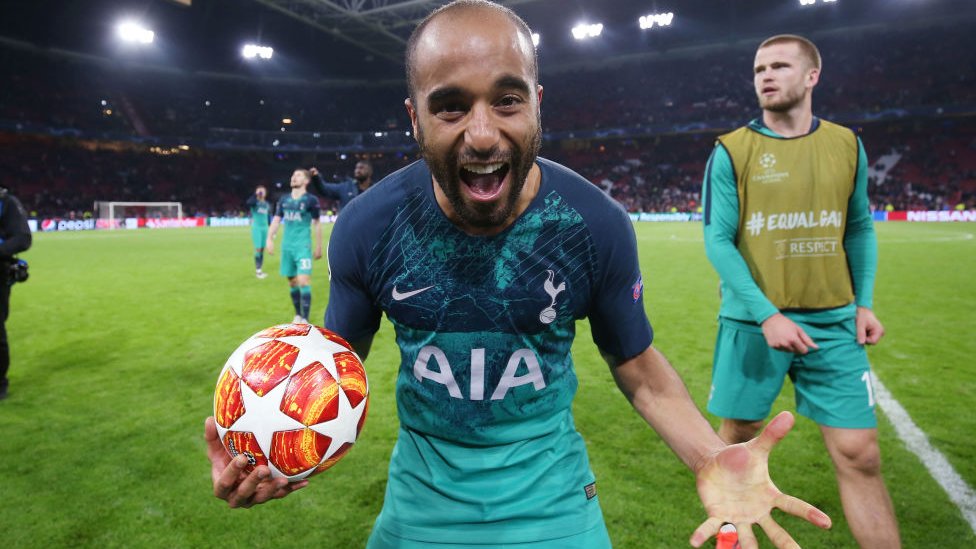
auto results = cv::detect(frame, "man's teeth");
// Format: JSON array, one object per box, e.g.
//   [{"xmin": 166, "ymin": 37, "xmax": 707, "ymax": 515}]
[{"xmin": 463, "ymin": 163, "xmax": 504, "ymax": 174}]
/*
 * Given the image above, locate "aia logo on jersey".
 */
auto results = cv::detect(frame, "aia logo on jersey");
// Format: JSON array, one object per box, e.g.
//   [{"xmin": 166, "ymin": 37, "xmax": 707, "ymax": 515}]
[{"xmin": 632, "ymin": 275, "xmax": 643, "ymax": 303}]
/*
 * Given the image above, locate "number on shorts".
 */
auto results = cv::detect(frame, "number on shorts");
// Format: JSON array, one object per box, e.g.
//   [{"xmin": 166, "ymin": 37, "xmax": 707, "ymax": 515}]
[
  {"xmin": 300, "ymin": 258, "xmax": 312, "ymax": 270},
  {"xmin": 861, "ymin": 371, "xmax": 875, "ymax": 407}
]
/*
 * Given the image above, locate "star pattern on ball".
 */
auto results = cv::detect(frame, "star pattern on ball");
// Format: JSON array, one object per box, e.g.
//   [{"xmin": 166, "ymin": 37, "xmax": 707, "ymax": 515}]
[
  {"xmin": 278, "ymin": 327, "xmax": 354, "ymax": 380},
  {"xmin": 231, "ymin": 376, "xmax": 305, "ymax": 459},
  {"xmin": 310, "ymin": 384, "xmax": 368, "ymax": 459}
]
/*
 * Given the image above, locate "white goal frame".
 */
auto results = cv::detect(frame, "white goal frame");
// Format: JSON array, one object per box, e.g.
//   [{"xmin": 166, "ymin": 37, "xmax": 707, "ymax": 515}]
[{"xmin": 94, "ymin": 201, "xmax": 184, "ymax": 228}]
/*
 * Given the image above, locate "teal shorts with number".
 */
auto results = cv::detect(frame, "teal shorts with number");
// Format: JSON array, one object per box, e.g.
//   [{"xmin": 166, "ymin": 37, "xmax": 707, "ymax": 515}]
[
  {"xmin": 365, "ymin": 519, "xmax": 612, "ymax": 549},
  {"xmin": 280, "ymin": 247, "xmax": 313, "ymax": 278},
  {"xmin": 707, "ymin": 316, "xmax": 877, "ymax": 429},
  {"xmin": 251, "ymin": 227, "xmax": 268, "ymax": 249}
]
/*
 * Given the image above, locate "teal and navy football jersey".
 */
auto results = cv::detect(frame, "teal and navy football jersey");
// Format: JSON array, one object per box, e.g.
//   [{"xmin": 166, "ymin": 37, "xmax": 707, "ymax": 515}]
[
  {"xmin": 246, "ymin": 195, "xmax": 270, "ymax": 228},
  {"xmin": 325, "ymin": 159, "xmax": 653, "ymax": 544},
  {"xmin": 274, "ymin": 193, "xmax": 320, "ymax": 251}
]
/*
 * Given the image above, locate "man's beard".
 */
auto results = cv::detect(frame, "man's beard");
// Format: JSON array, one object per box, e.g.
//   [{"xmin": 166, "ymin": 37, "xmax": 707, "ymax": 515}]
[
  {"xmin": 417, "ymin": 121, "xmax": 542, "ymax": 230},
  {"xmin": 757, "ymin": 85, "xmax": 804, "ymax": 113},
  {"xmin": 354, "ymin": 174, "xmax": 368, "ymax": 183}
]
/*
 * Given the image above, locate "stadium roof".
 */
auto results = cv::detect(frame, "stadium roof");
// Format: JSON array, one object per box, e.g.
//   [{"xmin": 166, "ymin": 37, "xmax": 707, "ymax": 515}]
[{"xmin": 2, "ymin": 0, "xmax": 975, "ymax": 81}]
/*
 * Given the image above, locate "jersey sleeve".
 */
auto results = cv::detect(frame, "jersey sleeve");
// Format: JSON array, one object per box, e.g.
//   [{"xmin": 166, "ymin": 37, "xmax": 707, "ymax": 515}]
[
  {"xmin": 323, "ymin": 202, "xmax": 382, "ymax": 342},
  {"xmin": 273, "ymin": 198, "xmax": 284, "ymax": 219},
  {"xmin": 586, "ymin": 206, "xmax": 654, "ymax": 362},
  {"xmin": 307, "ymin": 194, "xmax": 321, "ymax": 218},
  {"xmin": 843, "ymin": 137, "xmax": 878, "ymax": 309},
  {"xmin": 245, "ymin": 195, "xmax": 256, "ymax": 209},
  {"xmin": 702, "ymin": 144, "xmax": 780, "ymax": 324}
]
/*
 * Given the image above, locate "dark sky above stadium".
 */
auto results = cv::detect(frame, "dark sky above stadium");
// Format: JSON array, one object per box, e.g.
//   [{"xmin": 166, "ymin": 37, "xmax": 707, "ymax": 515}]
[{"xmin": 2, "ymin": 0, "xmax": 974, "ymax": 81}]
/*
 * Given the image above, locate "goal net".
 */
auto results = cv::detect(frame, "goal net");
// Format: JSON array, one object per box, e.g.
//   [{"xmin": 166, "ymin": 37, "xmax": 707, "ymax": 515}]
[{"xmin": 94, "ymin": 201, "xmax": 183, "ymax": 228}]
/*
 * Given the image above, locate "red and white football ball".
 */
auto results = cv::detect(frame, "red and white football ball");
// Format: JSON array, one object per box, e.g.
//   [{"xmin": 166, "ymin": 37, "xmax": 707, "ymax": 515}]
[{"xmin": 213, "ymin": 323, "xmax": 369, "ymax": 481}]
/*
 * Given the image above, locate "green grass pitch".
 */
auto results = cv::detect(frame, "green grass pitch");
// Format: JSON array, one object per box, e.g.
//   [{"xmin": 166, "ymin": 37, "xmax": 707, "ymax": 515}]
[{"xmin": 1, "ymin": 222, "xmax": 973, "ymax": 548}]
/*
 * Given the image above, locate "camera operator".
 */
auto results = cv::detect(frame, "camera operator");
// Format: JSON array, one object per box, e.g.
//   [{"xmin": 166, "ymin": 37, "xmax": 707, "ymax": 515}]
[{"xmin": 0, "ymin": 187, "xmax": 32, "ymax": 400}]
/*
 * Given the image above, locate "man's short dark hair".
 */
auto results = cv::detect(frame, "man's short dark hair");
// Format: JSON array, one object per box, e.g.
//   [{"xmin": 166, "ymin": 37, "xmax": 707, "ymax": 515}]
[{"xmin": 405, "ymin": 0, "xmax": 538, "ymax": 103}]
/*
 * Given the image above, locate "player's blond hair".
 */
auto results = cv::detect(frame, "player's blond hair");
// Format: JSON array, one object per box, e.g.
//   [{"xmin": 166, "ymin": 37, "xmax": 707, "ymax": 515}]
[{"xmin": 758, "ymin": 34, "xmax": 822, "ymax": 71}]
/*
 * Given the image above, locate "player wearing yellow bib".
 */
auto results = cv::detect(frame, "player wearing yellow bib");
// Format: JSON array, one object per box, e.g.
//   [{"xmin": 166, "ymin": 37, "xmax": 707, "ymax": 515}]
[{"xmin": 701, "ymin": 35, "xmax": 901, "ymax": 548}]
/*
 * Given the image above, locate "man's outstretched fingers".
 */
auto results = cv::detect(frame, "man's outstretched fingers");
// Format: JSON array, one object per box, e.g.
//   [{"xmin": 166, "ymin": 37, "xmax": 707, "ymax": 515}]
[
  {"xmin": 753, "ymin": 411, "xmax": 795, "ymax": 454},
  {"xmin": 758, "ymin": 515, "xmax": 800, "ymax": 549},
  {"xmin": 689, "ymin": 516, "xmax": 723, "ymax": 547},
  {"xmin": 775, "ymin": 493, "xmax": 832, "ymax": 529},
  {"xmin": 734, "ymin": 523, "xmax": 759, "ymax": 549}
]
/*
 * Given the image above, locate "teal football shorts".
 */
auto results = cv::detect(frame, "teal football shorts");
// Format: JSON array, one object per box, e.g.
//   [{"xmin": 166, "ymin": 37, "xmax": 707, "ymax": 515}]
[
  {"xmin": 365, "ymin": 520, "xmax": 612, "ymax": 549},
  {"xmin": 251, "ymin": 227, "xmax": 268, "ymax": 249},
  {"xmin": 279, "ymin": 247, "xmax": 313, "ymax": 278},
  {"xmin": 707, "ymin": 316, "xmax": 877, "ymax": 429}
]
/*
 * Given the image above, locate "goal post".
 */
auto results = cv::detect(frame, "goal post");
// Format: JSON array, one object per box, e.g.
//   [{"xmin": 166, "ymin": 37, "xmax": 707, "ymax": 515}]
[{"xmin": 94, "ymin": 201, "xmax": 184, "ymax": 228}]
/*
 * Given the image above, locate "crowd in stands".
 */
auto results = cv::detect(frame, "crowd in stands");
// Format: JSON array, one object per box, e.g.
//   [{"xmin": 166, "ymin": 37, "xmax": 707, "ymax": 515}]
[
  {"xmin": 1, "ymin": 20, "xmax": 974, "ymax": 218},
  {"xmin": 542, "ymin": 25, "xmax": 975, "ymax": 134},
  {"xmin": 5, "ymin": 117, "xmax": 971, "ymax": 220}
]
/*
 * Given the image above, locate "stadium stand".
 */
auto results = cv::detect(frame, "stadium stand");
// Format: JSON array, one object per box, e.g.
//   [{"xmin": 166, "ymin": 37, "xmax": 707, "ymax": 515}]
[{"xmin": 0, "ymin": 17, "xmax": 973, "ymax": 219}]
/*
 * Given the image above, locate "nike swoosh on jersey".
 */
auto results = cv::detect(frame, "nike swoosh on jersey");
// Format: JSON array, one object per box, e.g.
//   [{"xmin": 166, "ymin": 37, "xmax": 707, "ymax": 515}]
[{"xmin": 391, "ymin": 285, "xmax": 435, "ymax": 301}]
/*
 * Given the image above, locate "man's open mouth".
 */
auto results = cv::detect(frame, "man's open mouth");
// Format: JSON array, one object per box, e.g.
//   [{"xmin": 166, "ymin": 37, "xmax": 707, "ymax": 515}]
[{"xmin": 459, "ymin": 162, "xmax": 510, "ymax": 200}]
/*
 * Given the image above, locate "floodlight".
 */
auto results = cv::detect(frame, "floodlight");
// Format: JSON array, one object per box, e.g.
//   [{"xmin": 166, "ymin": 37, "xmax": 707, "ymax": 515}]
[
  {"xmin": 639, "ymin": 12, "xmax": 674, "ymax": 30},
  {"xmin": 571, "ymin": 23, "xmax": 603, "ymax": 40},
  {"xmin": 282, "ymin": 118, "xmax": 292, "ymax": 124},
  {"xmin": 800, "ymin": 0, "xmax": 837, "ymax": 5},
  {"xmin": 242, "ymin": 44, "xmax": 274, "ymax": 60},
  {"xmin": 116, "ymin": 21, "xmax": 155, "ymax": 44}
]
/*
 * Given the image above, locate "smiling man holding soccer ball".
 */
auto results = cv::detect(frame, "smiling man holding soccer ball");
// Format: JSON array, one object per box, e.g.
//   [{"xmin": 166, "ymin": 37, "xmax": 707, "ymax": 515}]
[{"xmin": 205, "ymin": 2, "xmax": 833, "ymax": 547}]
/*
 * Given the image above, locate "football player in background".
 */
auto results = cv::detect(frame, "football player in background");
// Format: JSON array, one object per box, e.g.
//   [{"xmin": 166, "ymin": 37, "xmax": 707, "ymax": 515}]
[
  {"xmin": 245, "ymin": 185, "xmax": 270, "ymax": 279},
  {"xmin": 701, "ymin": 34, "xmax": 899, "ymax": 548},
  {"xmin": 265, "ymin": 170, "xmax": 322, "ymax": 324}
]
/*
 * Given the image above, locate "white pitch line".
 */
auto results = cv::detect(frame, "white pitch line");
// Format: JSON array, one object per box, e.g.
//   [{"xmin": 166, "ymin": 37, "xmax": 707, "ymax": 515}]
[{"xmin": 873, "ymin": 376, "xmax": 976, "ymax": 533}]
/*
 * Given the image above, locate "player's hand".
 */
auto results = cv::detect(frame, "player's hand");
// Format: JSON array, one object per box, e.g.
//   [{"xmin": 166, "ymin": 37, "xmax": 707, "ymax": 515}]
[
  {"xmin": 309, "ymin": 167, "xmax": 319, "ymax": 177},
  {"xmin": 690, "ymin": 412, "xmax": 832, "ymax": 548},
  {"xmin": 313, "ymin": 247, "xmax": 323, "ymax": 260},
  {"xmin": 205, "ymin": 417, "xmax": 308, "ymax": 508},
  {"xmin": 265, "ymin": 240, "xmax": 275, "ymax": 255},
  {"xmin": 855, "ymin": 306, "xmax": 884, "ymax": 345},
  {"xmin": 761, "ymin": 313, "xmax": 818, "ymax": 354}
]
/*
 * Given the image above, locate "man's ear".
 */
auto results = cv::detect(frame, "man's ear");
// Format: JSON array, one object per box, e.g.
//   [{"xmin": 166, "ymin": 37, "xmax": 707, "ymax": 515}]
[{"xmin": 405, "ymin": 98, "xmax": 420, "ymax": 143}]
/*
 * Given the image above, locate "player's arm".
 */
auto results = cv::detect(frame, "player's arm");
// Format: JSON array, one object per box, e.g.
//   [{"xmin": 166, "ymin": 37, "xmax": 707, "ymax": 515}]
[
  {"xmin": 607, "ymin": 347, "xmax": 832, "ymax": 548},
  {"xmin": 844, "ymin": 137, "xmax": 883, "ymax": 344},
  {"xmin": 309, "ymin": 167, "xmax": 341, "ymax": 199},
  {"xmin": 702, "ymin": 145, "xmax": 815, "ymax": 354},
  {"xmin": 607, "ymin": 345, "xmax": 723, "ymax": 468},
  {"xmin": 323, "ymin": 201, "xmax": 382, "ymax": 359},
  {"xmin": 266, "ymin": 216, "xmax": 281, "ymax": 255},
  {"xmin": 266, "ymin": 200, "xmax": 284, "ymax": 254},
  {"xmin": 311, "ymin": 200, "xmax": 323, "ymax": 260}
]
